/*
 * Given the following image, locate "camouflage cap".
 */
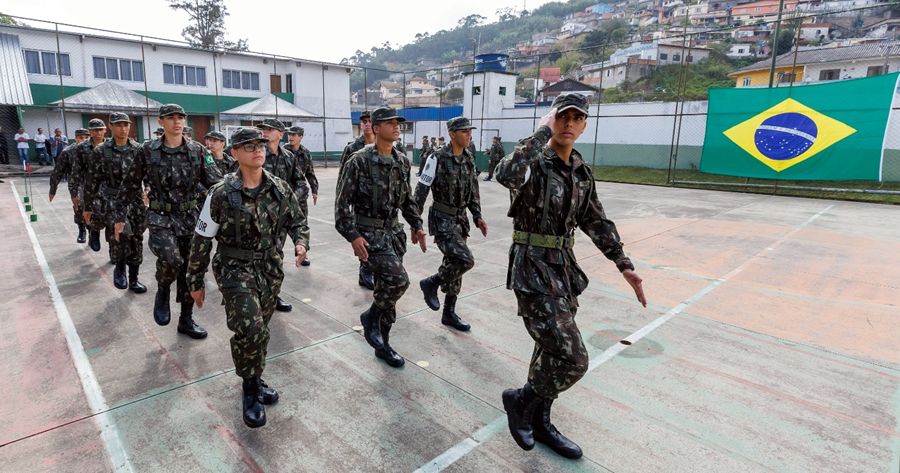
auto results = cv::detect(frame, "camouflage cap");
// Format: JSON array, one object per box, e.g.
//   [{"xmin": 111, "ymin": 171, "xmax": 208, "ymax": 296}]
[
  {"xmin": 205, "ymin": 130, "xmax": 226, "ymax": 142},
  {"xmin": 87, "ymin": 118, "xmax": 106, "ymax": 129},
  {"xmin": 183, "ymin": 126, "xmax": 194, "ymax": 135},
  {"xmin": 286, "ymin": 126, "xmax": 305, "ymax": 135},
  {"xmin": 154, "ymin": 127, "xmax": 165, "ymax": 135},
  {"xmin": 109, "ymin": 112, "xmax": 131, "ymax": 124},
  {"xmin": 552, "ymin": 93, "xmax": 589, "ymax": 116},
  {"xmin": 447, "ymin": 116, "xmax": 476, "ymax": 131},
  {"xmin": 493, "ymin": 136, "xmax": 501, "ymax": 141},
  {"xmin": 371, "ymin": 107, "xmax": 405, "ymax": 124},
  {"xmin": 74, "ymin": 128, "xmax": 90, "ymax": 137},
  {"xmin": 257, "ymin": 118, "xmax": 285, "ymax": 132},
  {"xmin": 359, "ymin": 110, "xmax": 372, "ymax": 120},
  {"xmin": 159, "ymin": 103, "xmax": 186, "ymax": 117},
  {"xmin": 230, "ymin": 127, "xmax": 268, "ymax": 147}
]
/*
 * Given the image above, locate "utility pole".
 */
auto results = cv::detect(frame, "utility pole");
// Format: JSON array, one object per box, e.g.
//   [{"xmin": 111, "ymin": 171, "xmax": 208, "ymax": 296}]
[{"xmin": 768, "ymin": 0, "xmax": 787, "ymax": 88}]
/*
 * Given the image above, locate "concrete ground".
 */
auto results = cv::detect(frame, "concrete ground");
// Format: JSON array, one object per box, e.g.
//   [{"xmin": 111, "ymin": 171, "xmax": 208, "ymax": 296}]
[{"xmin": 1, "ymin": 167, "xmax": 898, "ymax": 473}]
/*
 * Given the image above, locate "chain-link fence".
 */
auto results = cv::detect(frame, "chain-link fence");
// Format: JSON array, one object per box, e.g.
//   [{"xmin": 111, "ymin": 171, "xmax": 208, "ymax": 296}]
[{"xmin": 1, "ymin": 4, "xmax": 898, "ymax": 199}]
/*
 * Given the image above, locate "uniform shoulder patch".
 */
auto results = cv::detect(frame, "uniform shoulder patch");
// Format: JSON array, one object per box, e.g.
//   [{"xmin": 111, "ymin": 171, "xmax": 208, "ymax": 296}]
[
  {"xmin": 418, "ymin": 154, "xmax": 438, "ymax": 186},
  {"xmin": 203, "ymin": 151, "xmax": 214, "ymax": 165}
]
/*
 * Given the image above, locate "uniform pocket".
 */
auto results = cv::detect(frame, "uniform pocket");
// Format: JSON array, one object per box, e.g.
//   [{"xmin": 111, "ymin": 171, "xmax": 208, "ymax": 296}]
[{"xmin": 146, "ymin": 211, "xmax": 171, "ymax": 229}]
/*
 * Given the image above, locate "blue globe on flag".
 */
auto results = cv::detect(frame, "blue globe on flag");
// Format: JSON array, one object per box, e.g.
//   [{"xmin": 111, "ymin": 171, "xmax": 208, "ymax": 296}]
[{"xmin": 754, "ymin": 112, "xmax": 818, "ymax": 161}]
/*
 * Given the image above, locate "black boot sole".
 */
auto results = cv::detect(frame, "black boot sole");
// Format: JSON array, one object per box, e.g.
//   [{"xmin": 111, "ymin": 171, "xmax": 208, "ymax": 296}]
[
  {"xmin": 129, "ymin": 283, "xmax": 147, "ymax": 294},
  {"xmin": 177, "ymin": 326, "xmax": 208, "ymax": 339},
  {"xmin": 533, "ymin": 434, "xmax": 583, "ymax": 459},
  {"xmin": 441, "ymin": 318, "xmax": 471, "ymax": 331},
  {"xmin": 375, "ymin": 349, "xmax": 405, "ymax": 368},
  {"xmin": 502, "ymin": 390, "xmax": 535, "ymax": 451}
]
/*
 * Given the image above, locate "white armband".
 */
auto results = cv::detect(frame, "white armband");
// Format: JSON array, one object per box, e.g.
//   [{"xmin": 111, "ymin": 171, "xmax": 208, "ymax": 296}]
[
  {"xmin": 195, "ymin": 194, "xmax": 220, "ymax": 237},
  {"xmin": 523, "ymin": 166, "xmax": 531, "ymax": 184},
  {"xmin": 418, "ymin": 154, "xmax": 438, "ymax": 186}
]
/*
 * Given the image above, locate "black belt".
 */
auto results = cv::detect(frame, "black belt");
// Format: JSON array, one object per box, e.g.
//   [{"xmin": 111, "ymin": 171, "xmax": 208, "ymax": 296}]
[
  {"xmin": 431, "ymin": 201, "xmax": 465, "ymax": 216},
  {"xmin": 356, "ymin": 215, "xmax": 397, "ymax": 229},
  {"xmin": 219, "ymin": 244, "xmax": 275, "ymax": 261}
]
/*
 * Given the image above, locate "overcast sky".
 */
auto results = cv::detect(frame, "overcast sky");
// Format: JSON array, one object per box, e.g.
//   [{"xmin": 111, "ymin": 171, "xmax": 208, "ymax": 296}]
[{"xmin": 3, "ymin": 0, "xmax": 557, "ymax": 63}]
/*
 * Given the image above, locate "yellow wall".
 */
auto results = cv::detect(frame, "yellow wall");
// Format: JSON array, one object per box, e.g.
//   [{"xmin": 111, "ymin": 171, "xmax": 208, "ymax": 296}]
[{"xmin": 732, "ymin": 66, "xmax": 805, "ymax": 87}]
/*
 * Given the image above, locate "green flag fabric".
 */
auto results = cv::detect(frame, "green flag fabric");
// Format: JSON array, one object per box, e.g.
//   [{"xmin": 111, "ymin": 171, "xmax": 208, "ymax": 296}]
[{"xmin": 700, "ymin": 73, "xmax": 899, "ymax": 181}]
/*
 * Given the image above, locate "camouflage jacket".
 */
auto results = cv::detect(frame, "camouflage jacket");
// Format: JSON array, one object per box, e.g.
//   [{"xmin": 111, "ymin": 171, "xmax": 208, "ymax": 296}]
[
  {"xmin": 288, "ymin": 144, "xmax": 319, "ymax": 198},
  {"xmin": 117, "ymin": 137, "xmax": 223, "ymax": 236},
  {"xmin": 49, "ymin": 141, "xmax": 81, "ymax": 198},
  {"xmin": 495, "ymin": 125, "xmax": 633, "ymax": 298},
  {"xmin": 339, "ymin": 135, "xmax": 367, "ymax": 175},
  {"xmin": 70, "ymin": 139, "xmax": 106, "ymax": 196},
  {"xmin": 414, "ymin": 144, "xmax": 483, "ymax": 238},
  {"xmin": 213, "ymin": 153, "xmax": 237, "ymax": 176},
  {"xmin": 187, "ymin": 170, "xmax": 310, "ymax": 294},
  {"xmin": 83, "ymin": 138, "xmax": 143, "ymax": 215},
  {"xmin": 334, "ymin": 144, "xmax": 422, "ymax": 244},
  {"xmin": 264, "ymin": 144, "xmax": 303, "ymax": 195},
  {"xmin": 489, "ymin": 142, "xmax": 506, "ymax": 160}
]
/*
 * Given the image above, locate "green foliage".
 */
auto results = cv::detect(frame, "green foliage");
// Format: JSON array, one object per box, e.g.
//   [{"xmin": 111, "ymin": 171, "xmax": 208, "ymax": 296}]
[
  {"xmin": 168, "ymin": 0, "xmax": 248, "ymax": 51},
  {"xmin": 0, "ymin": 12, "xmax": 22, "ymax": 25},
  {"xmin": 601, "ymin": 56, "xmax": 738, "ymax": 103},
  {"xmin": 767, "ymin": 27, "xmax": 795, "ymax": 56}
]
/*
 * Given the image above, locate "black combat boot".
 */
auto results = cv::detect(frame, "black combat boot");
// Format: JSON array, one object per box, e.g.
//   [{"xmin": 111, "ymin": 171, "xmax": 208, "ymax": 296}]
[
  {"xmin": 88, "ymin": 230, "xmax": 101, "ymax": 252},
  {"xmin": 502, "ymin": 383, "xmax": 543, "ymax": 451},
  {"xmin": 359, "ymin": 304, "xmax": 385, "ymax": 349},
  {"xmin": 300, "ymin": 256, "xmax": 311, "ymax": 267},
  {"xmin": 275, "ymin": 296, "xmax": 292, "ymax": 312},
  {"xmin": 76, "ymin": 224, "xmax": 87, "ymax": 243},
  {"xmin": 419, "ymin": 275, "xmax": 442, "ymax": 311},
  {"xmin": 242, "ymin": 377, "xmax": 267, "ymax": 428},
  {"xmin": 532, "ymin": 398, "xmax": 583, "ymax": 459},
  {"xmin": 112, "ymin": 260, "xmax": 127, "ymax": 290},
  {"xmin": 177, "ymin": 301, "xmax": 207, "ymax": 339},
  {"xmin": 358, "ymin": 263, "xmax": 375, "ymax": 290},
  {"xmin": 374, "ymin": 321, "xmax": 404, "ymax": 368},
  {"xmin": 258, "ymin": 378, "xmax": 279, "ymax": 405},
  {"xmin": 128, "ymin": 264, "xmax": 147, "ymax": 294},
  {"xmin": 153, "ymin": 285, "xmax": 171, "ymax": 326},
  {"xmin": 441, "ymin": 294, "xmax": 471, "ymax": 331}
]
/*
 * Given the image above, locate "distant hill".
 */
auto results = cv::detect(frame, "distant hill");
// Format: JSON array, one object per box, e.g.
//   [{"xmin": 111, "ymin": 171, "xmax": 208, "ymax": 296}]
[{"xmin": 342, "ymin": 0, "xmax": 608, "ymax": 87}]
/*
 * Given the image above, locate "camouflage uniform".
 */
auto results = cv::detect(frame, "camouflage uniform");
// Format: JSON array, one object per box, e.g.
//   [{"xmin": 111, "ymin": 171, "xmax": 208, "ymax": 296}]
[
  {"xmin": 486, "ymin": 140, "xmax": 505, "ymax": 180},
  {"xmin": 49, "ymin": 137, "xmax": 86, "ymax": 226},
  {"xmin": 496, "ymin": 126, "xmax": 633, "ymax": 399},
  {"xmin": 83, "ymin": 137, "xmax": 147, "ymax": 268},
  {"xmin": 72, "ymin": 132, "xmax": 110, "ymax": 255},
  {"xmin": 188, "ymin": 170, "xmax": 309, "ymax": 379},
  {"xmin": 337, "ymin": 133, "xmax": 378, "ymax": 290},
  {"xmin": 117, "ymin": 105, "xmax": 222, "ymax": 333},
  {"xmin": 417, "ymin": 138, "xmax": 430, "ymax": 175},
  {"xmin": 339, "ymin": 134, "xmax": 367, "ymax": 176},
  {"xmin": 214, "ymin": 153, "xmax": 237, "ymax": 176},
  {"xmin": 414, "ymin": 141, "xmax": 482, "ymax": 298},
  {"xmin": 288, "ymin": 143, "xmax": 318, "ymax": 217}
]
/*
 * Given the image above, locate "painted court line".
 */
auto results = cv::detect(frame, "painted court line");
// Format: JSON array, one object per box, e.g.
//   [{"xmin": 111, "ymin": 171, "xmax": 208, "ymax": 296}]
[
  {"xmin": 413, "ymin": 204, "xmax": 834, "ymax": 473},
  {"xmin": 11, "ymin": 183, "xmax": 134, "ymax": 473}
]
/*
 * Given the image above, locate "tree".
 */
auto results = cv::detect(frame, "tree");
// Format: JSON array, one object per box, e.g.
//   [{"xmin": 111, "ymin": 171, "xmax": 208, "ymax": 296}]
[
  {"xmin": 458, "ymin": 14, "xmax": 487, "ymax": 29},
  {"xmin": 768, "ymin": 28, "xmax": 795, "ymax": 57},
  {"xmin": 168, "ymin": 0, "xmax": 248, "ymax": 51},
  {"xmin": 496, "ymin": 7, "xmax": 517, "ymax": 22},
  {"xmin": 0, "ymin": 12, "xmax": 22, "ymax": 25}
]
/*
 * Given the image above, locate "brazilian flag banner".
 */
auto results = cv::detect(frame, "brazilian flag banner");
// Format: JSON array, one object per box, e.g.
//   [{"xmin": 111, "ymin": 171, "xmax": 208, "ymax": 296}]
[{"xmin": 700, "ymin": 73, "xmax": 899, "ymax": 181}]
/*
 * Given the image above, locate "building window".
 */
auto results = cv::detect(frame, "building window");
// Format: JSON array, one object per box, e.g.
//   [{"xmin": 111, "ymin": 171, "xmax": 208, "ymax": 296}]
[
  {"xmin": 163, "ymin": 64, "xmax": 207, "ymax": 86},
  {"xmin": 686, "ymin": 55, "xmax": 694, "ymax": 63},
  {"xmin": 499, "ymin": 86, "xmax": 507, "ymax": 96},
  {"xmin": 867, "ymin": 65, "xmax": 886, "ymax": 77},
  {"xmin": 659, "ymin": 53, "xmax": 668, "ymax": 60},
  {"xmin": 819, "ymin": 69, "xmax": 840, "ymax": 81},
  {"xmin": 742, "ymin": 77, "xmax": 752, "ymax": 86},
  {"xmin": 672, "ymin": 54, "xmax": 681, "ymax": 62},
  {"xmin": 223, "ymin": 69, "xmax": 260, "ymax": 90},
  {"xmin": 778, "ymin": 72, "xmax": 795, "ymax": 83},
  {"xmin": 23, "ymin": 50, "xmax": 70, "ymax": 76},
  {"xmin": 472, "ymin": 86, "xmax": 481, "ymax": 95},
  {"xmin": 93, "ymin": 56, "xmax": 143, "ymax": 81},
  {"xmin": 286, "ymin": 73, "xmax": 293, "ymax": 93}
]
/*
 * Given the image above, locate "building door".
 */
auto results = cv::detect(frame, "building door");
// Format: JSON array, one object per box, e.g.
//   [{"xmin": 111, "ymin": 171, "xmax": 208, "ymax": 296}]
[
  {"xmin": 270, "ymin": 74, "xmax": 282, "ymax": 94},
  {"xmin": 189, "ymin": 116, "xmax": 211, "ymax": 141}
]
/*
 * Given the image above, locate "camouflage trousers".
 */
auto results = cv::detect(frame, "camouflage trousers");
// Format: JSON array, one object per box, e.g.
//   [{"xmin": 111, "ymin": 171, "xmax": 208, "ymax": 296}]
[
  {"xmin": 363, "ymin": 227, "xmax": 409, "ymax": 325},
  {"xmin": 486, "ymin": 157, "xmax": 501, "ymax": 178},
  {"xmin": 434, "ymin": 232, "xmax": 475, "ymax": 296},
  {"xmin": 148, "ymin": 229, "xmax": 192, "ymax": 303},
  {"xmin": 223, "ymin": 284, "xmax": 278, "ymax": 379},
  {"xmin": 96, "ymin": 202, "xmax": 146, "ymax": 266},
  {"xmin": 71, "ymin": 198, "xmax": 84, "ymax": 225},
  {"xmin": 514, "ymin": 290, "xmax": 589, "ymax": 399}
]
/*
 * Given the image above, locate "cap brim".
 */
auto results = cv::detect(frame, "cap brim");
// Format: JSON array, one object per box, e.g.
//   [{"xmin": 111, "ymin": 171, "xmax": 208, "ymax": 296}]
[
  {"xmin": 450, "ymin": 126, "xmax": 477, "ymax": 131},
  {"xmin": 374, "ymin": 115, "xmax": 406, "ymax": 123},
  {"xmin": 110, "ymin": 120, "xmax": 131, "ymax": 124},
  {"xmin": 159, "ymin": 112, "xmax": 186, "ymax": 118},
  {"xmin": 232, "ymin": 138, "xmax": 268, "ymax": 146},
  {"xmin": 556, "ymin": 104, "xmax": 589, "ymax": 116}
]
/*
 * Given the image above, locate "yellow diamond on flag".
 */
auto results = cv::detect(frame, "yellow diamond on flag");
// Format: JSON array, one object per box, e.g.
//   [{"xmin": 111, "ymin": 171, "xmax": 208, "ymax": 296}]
[{"xmin": 722, "ymin": 98, "xmax": 857, "ymax": 172}]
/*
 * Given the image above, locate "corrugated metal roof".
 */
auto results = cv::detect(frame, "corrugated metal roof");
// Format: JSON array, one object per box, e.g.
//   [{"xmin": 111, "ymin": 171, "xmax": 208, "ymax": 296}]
[
  {"xmin": 220, "ymin": 94, "xmax": 316, "ymax": 119},
  {"xmin": 734, "ymin": 40, "xmax": 900, "ymax": 74},
  {"xmin": 0, "ymin": 33, "xmax": 34, "ymax": 105},
  {"xmin": 51, "ymin": 81, "xmax": 162, "ymax": 112}
]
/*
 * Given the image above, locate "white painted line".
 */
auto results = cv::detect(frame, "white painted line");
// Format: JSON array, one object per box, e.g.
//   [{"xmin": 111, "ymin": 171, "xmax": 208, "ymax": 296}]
[
  {"xmin": 413, "ymin": 204, "xmax": 834, "ymax": 473},
  {"xmin": 11, "ymin": 182, "xmax": 134, "ymax": 473}
]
